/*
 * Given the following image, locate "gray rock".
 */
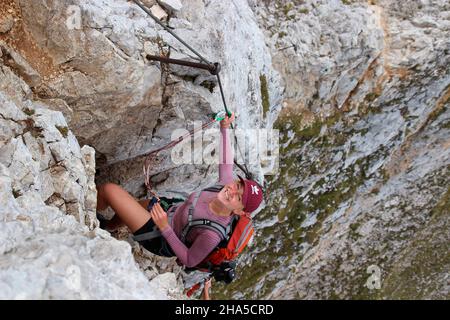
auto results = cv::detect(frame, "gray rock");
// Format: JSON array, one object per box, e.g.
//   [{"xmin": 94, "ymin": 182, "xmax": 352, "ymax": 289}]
[
  {"xmin": 0, "ymin": 14, "xmax": 14, "ymax": 34},
  {"xmin": 0, "ymin": 43, "xmax": 42, "ymax": 87},
  {"xmin": 2, "ymin": 0, "xmax": 448, "ymax": 301},
  {"xmin": 222, "ymin": 0, "xmax": 450, "ymax": 300},
  {"xmin": 150, "ymin": 4, "xmax": 168, "ymax": 20},
  {"xmin": 0, "ymin": 64, "xmax": 182, "ymax": 299},
  {"xmin": 157, "ymin": 0, "xmax": 183, "ymax": 13}
]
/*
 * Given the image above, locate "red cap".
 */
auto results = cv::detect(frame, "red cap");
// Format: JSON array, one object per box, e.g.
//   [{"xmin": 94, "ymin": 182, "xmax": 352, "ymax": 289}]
[{"xmin": 238, "ymin": 176, "xmax": 263, "ymax": 213}]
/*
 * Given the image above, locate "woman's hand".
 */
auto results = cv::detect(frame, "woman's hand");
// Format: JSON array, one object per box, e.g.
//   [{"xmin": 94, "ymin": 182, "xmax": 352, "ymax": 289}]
[
  {"xmin": 202, "ymin": 278, "xmax": 212, "ymax": 300},
  {"xmin": 151, "ymin": 203, "xmax": 169, "ymax": 231},
  {"xmin": 220, "ymin": 112, "xmax": 235, "ymax": 129},
  {"xmin": 204, "ymin": 278, "xmax": 212, "ymax": 291}
]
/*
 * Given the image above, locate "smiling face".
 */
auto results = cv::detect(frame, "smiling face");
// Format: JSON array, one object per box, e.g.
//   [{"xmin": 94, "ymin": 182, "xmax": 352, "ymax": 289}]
[{"xmin": 217, "ymin": 179, "xmax": 245, "ymax": 214}]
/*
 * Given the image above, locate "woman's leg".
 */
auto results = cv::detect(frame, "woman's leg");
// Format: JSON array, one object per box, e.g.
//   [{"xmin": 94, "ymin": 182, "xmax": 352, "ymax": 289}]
[
  {"xmin": 102, "ymin": 199, "xmax": 151, "ymax": 231},
  {"xmin": 97, "ymin": 183, "xmax": 152, "ymax": 233}
]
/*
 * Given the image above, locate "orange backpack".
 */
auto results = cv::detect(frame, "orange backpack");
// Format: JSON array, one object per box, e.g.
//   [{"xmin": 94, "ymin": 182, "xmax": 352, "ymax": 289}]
[{"xmin": 206, "ymin": 213, "xmax": 254, "ymax": 265}]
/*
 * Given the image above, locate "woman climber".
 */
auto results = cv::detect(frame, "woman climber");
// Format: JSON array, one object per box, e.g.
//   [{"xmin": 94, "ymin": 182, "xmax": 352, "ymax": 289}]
[{"xmin": 96, "ymin": 112, "xmax": 263, "ymax": 269}]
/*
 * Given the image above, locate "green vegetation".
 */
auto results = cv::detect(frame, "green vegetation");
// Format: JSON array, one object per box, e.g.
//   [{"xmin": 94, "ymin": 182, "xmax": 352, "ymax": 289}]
[
  {"xmin": 214, "ymin": 108, "xmax": 378, "ymax": 298},
  {"xmin": 347, "ymin": 170, "xmax": 450, "ymax": 300},
  {"xmin": 181, "ymin": 75, "xmax": 196, "ymax": 83},
  {"xmin": 380, "ymin": 167, "xmax": 390, "ymax": 183},
  {"xmin": 56, "ymin": 125, "xmax": 69, "ymax": 138},
  {"xmin": 293, "ymin": 119, "xmax": 322, "ymax": 142},
  {"xmin": 286, "ymin": 14, "xmax": 296, "ymax": 21},
  {"xmin": 214, "ymin": 95, "xmax": 409, "ymax": 299},
  {"xmin": 260, "ymin": 74, "xmax": 270, "ymax": 118},
  {"xmin": 441, "ymin": 120, "xmax": 450, "ymax": 129},
  {"xmin": 23, "ymin": 108, "xmax": 35, "ymax": 116},
  {"xmin": 350, "ymin": 222, "xmax": 360, "ymax": 232},
  {"xmin": 364, "ymin": 92, "xmax": 380, "ymax": 103},
  {"xmin": 283, "ymin": 3, "xmax": 293, "ymax": 16},
  {"xmin": 299, "ymin": 8, "xmax": 309, "ymax": 14},
  {"xmin": 349, "ymin": 222, "xmax": 361, "ymax": 240},
  {"xmin": 380, "ymin": 186, "xmax": 450, "ymax": 299},
  {"xmin": 200, "ymin": 80, "xmax": 215, "ymax": 93},
  {"xmin": 278, "ymin": 31, "xmax": 288, "ymax": 38},
  {"xmin": 213, "ymin": 242, "xmax": 284, "ymax": 299},
  {"xmin": 429, "ymin": 186, "xmax": 450, "ymax": 219}
]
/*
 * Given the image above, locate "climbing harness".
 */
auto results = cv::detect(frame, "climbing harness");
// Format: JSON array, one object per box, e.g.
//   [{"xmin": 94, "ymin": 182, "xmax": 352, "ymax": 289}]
[{"xmin": 132, "ymin": 0, "xmax": 253, "ymax": 195}]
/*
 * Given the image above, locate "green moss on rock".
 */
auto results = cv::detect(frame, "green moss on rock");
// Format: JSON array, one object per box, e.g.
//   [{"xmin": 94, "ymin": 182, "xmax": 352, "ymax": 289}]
[
  {"xmin": 56, "ymin": 125, "xmax": 69, "ymax": 138},
  {"xmin": 23, "ymin": 108, "xmax": 35, "ymax": 116},
  {"xmin": 260, "ymin": 74, "xmax": 270, "ymax": 118},
  {"xmin": 200, "ymin": 80, "xmax": 215, "ymax": 93},
  {"xmin": 299, "ymin": 8, "xmax": 309, "ymax": 14},
  {"xmin": 364, "ymin": 92, "xmax": 380, "ymax": 103}
]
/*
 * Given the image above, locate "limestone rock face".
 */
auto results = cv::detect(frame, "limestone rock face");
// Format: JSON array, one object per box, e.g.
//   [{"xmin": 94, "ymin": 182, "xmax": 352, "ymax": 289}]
[
  {"xmin": 157, "ymin": 0, "xmax": 183, "ymax": 13},
  {"xmin": 1, "ymin": 0, "xmax": 448, "ymax": 301},
  {"xmin": 0, "ymin": 60, "xmax": 182, "ymax": 300},
  {"xmin": 2, "ymin": 0, "xmax": 281, "ymax": 199},
  {"xmin": 0, "ymin": 14, "xmax": 14, "ymax": 34},
  {"xmin": 15, "ymin": 0, "xmax": 164, "ymax": 164},
  {"xmin": 0, "ymin": 86, "xmax": 97, "ymax": 228},
  {"xmin": 218, "ymin": 0, "xmax": 450, "ymax": 300},
  {"xmin": 0, "ymin": 0, "xmax": 280, "ymax": 300}
]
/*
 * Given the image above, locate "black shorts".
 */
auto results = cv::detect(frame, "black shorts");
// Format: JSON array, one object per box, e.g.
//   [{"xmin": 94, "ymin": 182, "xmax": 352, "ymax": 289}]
[
  {"xmin": 133, "ymin": 196, "xmax": 184, "ymax": 257},
  {"xmin": 133, "ymin": 219, "xmax": 175, "ymax": 257}
]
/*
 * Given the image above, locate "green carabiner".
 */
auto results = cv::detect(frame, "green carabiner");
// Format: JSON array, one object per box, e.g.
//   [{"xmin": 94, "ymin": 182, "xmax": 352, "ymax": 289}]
[
  {"xmin": 214, "ymin": 111, "xmax": 227, "ymax": 121},
  {"xmin": 213, "ymin": 110, "xmax": 233, "ymax": 122}
]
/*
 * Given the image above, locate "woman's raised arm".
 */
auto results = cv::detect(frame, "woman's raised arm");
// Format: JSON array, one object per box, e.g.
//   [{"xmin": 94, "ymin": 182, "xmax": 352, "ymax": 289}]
[{"xmin": 219, "ymin": 112, "xmax": 235, "ymax": 184}]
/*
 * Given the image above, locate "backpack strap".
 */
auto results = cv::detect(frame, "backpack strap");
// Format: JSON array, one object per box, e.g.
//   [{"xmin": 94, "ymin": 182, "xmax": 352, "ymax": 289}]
[
  {"xmin": 233, "ymin": 216, "xmax": 253, "ymax": 253},
  {"xmin": 180, "ymin": 183, "xmax": 225, "ymax": 243},
  {"xmin": 181, "ymin": 191, "xmax": 202, "ymax": 242},
  {"xmin": 132, "ymin": 211, "xmax": 178, "ymax": 242},
  {"xmin": 133, "ymin": 229, "xmax": 161, "ymax": 242},
  {"xmin": 183, "ymin": 218, "xmax": 232, "ymax": 242},
  {"xmin": 202, "ymin": 183, "xmax": 224, "ymax": 193}
]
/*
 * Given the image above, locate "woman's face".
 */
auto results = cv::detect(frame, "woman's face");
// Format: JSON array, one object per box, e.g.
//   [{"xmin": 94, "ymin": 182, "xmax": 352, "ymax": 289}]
[{"xmin": 217, "ymin": 179, "xmax": 245, "ymax": 214}]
